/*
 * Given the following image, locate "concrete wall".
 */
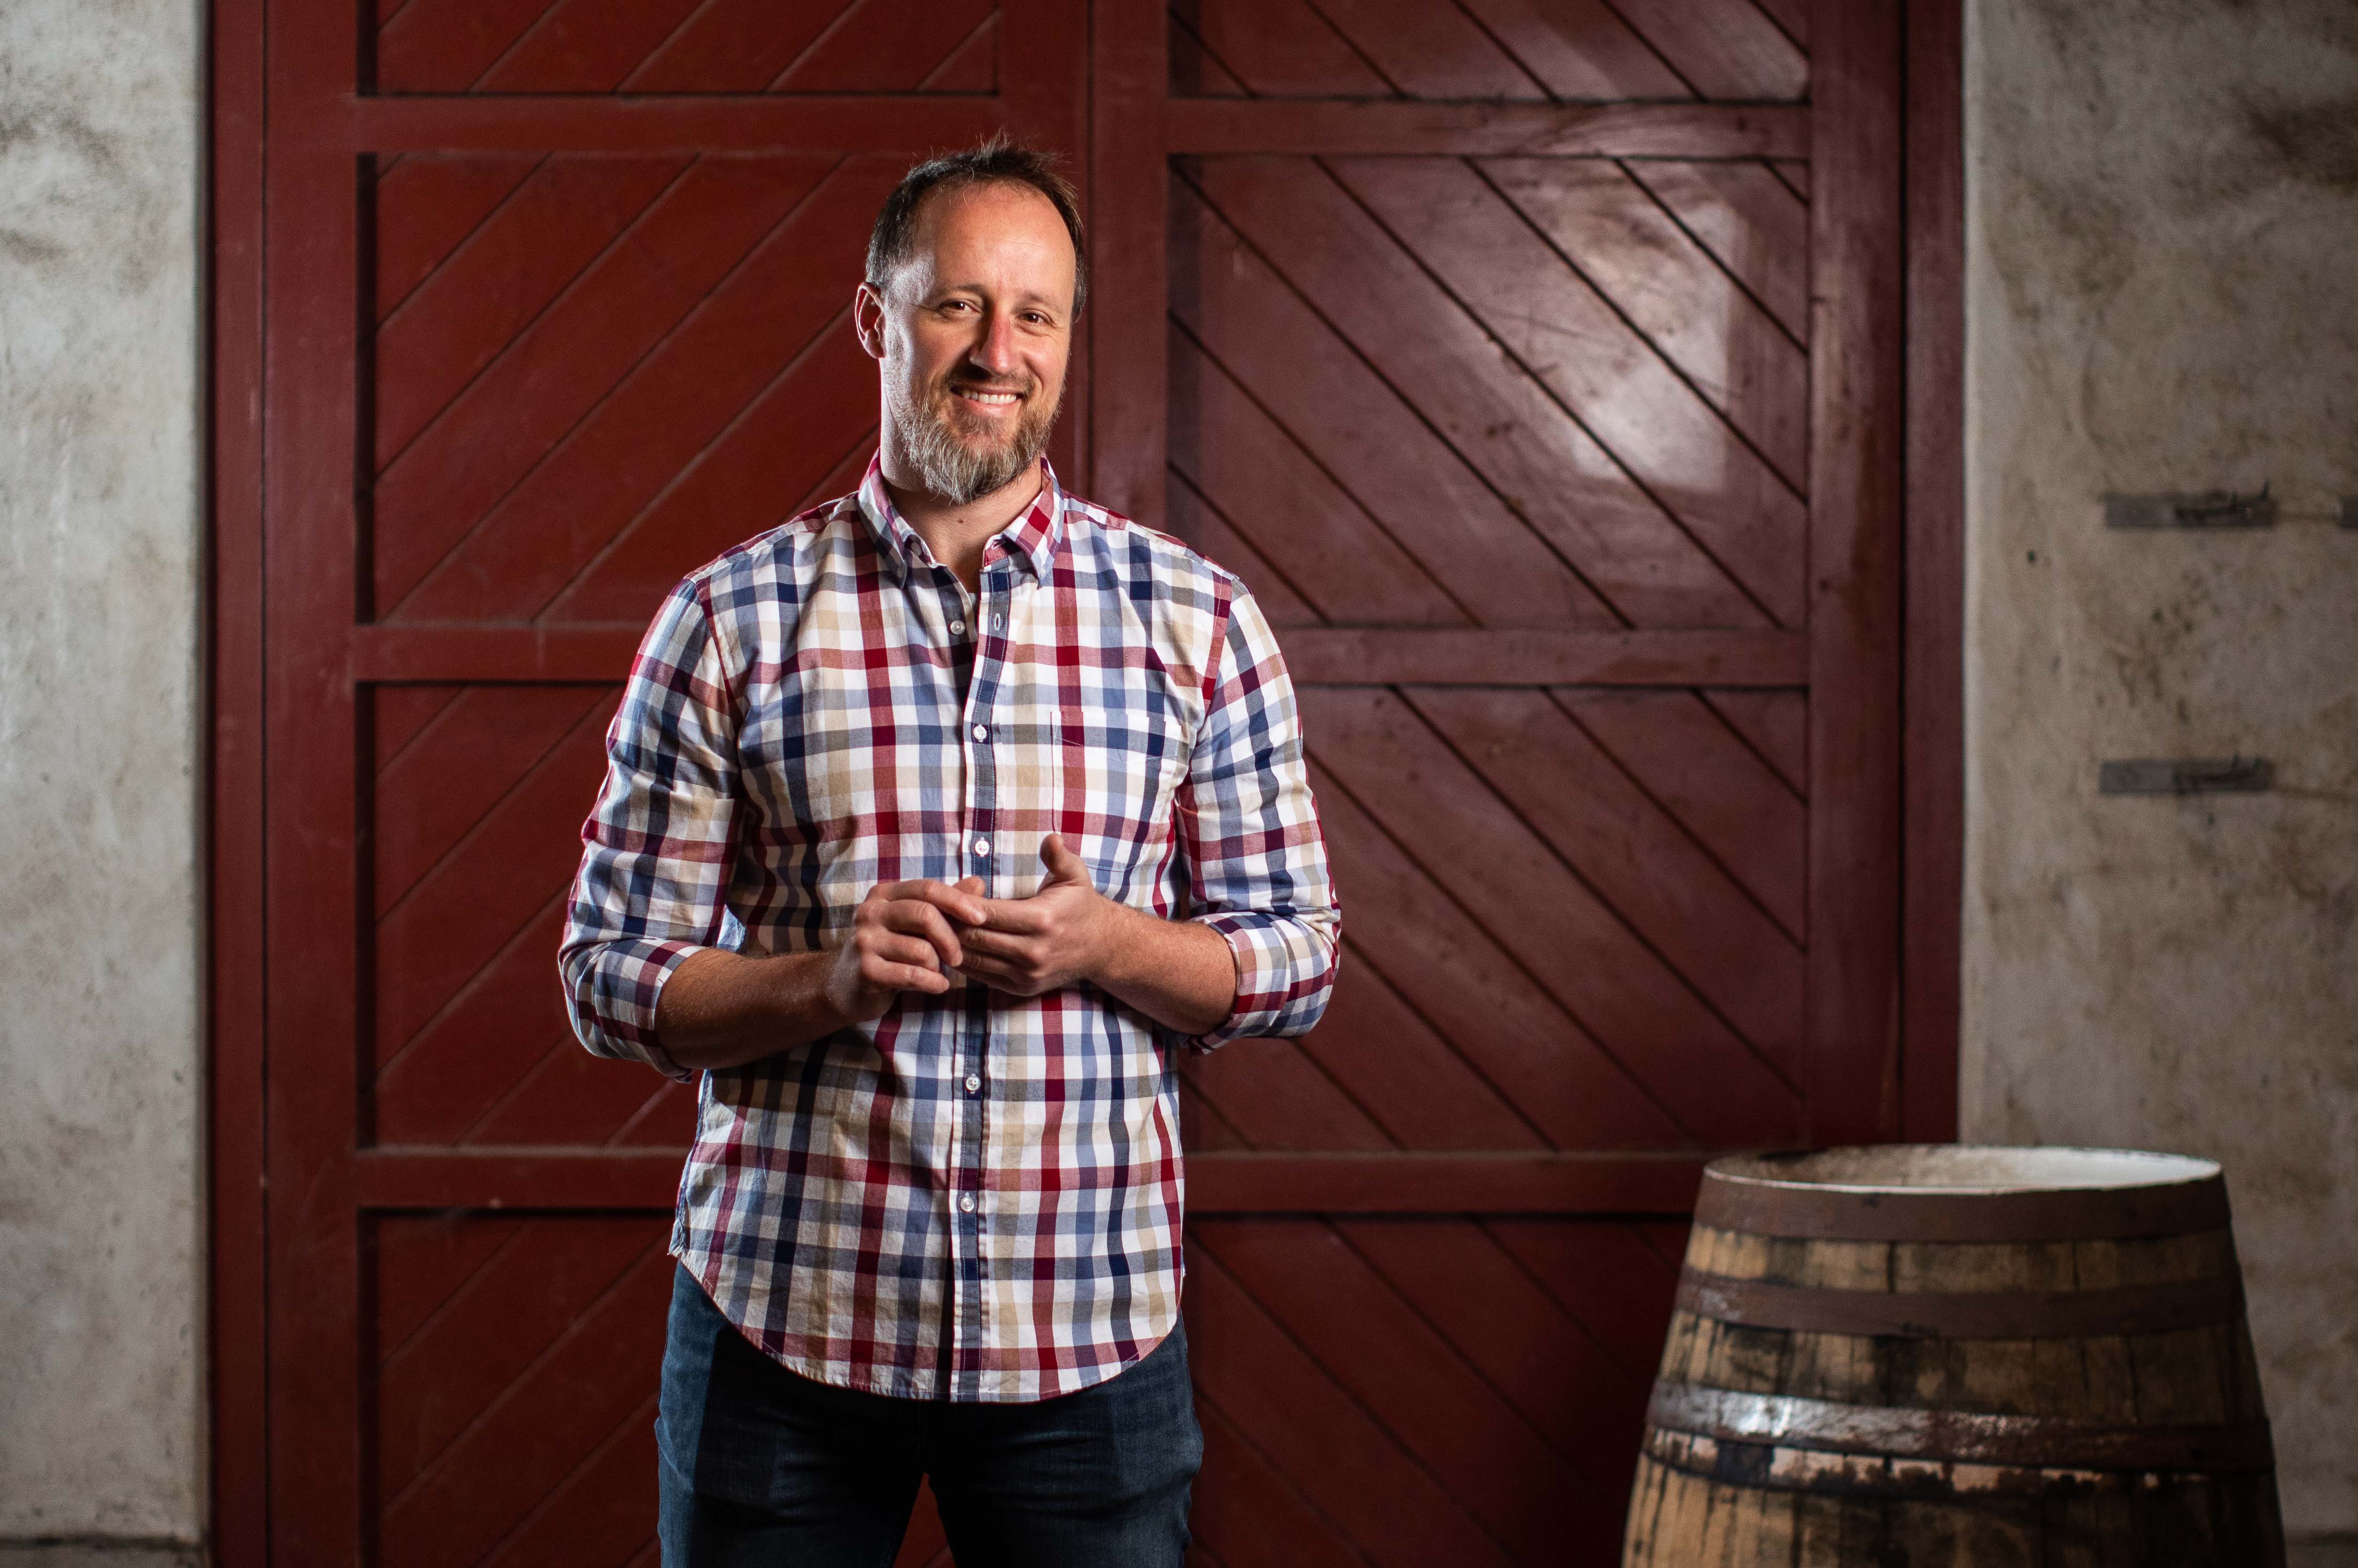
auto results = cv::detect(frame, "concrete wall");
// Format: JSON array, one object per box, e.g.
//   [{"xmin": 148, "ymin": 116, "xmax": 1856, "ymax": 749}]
[
  {"xmin": 1965, "ymin": 0, "xmax": 2358, "ymax": 1538},
  {"xmin": 0, "ymin": 0, "xmax": 206, "ymax": 1556}
]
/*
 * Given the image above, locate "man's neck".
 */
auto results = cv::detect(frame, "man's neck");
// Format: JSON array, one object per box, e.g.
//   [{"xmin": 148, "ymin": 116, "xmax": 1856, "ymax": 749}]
[{"xmin": 880, "ymin": 459, "xmax": 1046, "ymax": 594}]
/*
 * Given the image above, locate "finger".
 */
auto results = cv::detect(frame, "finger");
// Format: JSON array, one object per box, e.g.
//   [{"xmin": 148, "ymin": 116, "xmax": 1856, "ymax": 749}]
[
  {"xmin": 880, "ymin": 901, "xmax": 964, "ymax": 968},
  {"xmin": 956, "ymin": 956, "xmax": 1030, "ymax": 993},
  {"xmin": 955, "ymin": 926, "xmax": 1036, "ymax": 962},
  {"xmin": 968, "ymin": 896, "xmax": 1050, "ymax": 935},
  {"xmin": 1039, "ymin": 832, "xmax": 1092, "ymax": 887},
  {"xmin": 871, "ymin": 960, "xmax": 951, "ymax": 995},
  {"xmin": 905, "ymin": 878, "xmax": 990, "ymax": 927},
  {"xmin": 872, "ymin": 933, "xmax": 945, "ymax": 973},
  {"xmin": 955, "ymin": 875, "xmax": 986, "ymax": 895}
]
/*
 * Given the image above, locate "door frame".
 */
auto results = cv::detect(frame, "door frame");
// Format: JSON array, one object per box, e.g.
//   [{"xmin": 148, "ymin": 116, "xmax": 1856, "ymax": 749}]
[{"xmin": 205, "ymin": 1, "xmax": 1964, "ymax": 1557}]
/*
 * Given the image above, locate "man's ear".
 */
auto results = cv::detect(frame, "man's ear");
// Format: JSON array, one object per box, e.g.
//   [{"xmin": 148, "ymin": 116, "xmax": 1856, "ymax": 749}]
[{"xmin": 851, "ymin": 281, "xmax": 888, "ymax": 362}]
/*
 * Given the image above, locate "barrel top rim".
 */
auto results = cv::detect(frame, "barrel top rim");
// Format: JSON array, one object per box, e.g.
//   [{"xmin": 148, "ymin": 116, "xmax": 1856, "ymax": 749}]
[{"xmin": 1703, "ymin": 1144, "xmax": 2221, "ymax": 1196}]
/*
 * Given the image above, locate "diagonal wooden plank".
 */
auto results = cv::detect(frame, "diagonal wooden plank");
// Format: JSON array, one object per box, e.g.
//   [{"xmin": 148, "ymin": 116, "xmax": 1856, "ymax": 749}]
[
  {"xmin": 1298, "ymin": 950, "xmax": 1549, "ymax": 1151},
  {"xmin": 917, "ymin": 9, "xmax": 998, "ymax": 92},
  {"xmin": 1337, "ymin": 1219, "xmax": 1656, "ymax": 1506},
  {"xmin": 1306, "ymin": 688, "xmax": 1802, "ymax": 1144},
  {"xmin": 1608, "ymin": 0, "xmax": 1807, "ymax": 100},
  {"xmin": 1754, "ymin": 0, "xmax": 1806, "ymax": 48},
  {"xmin": 1409, "ymin": 687, "xmax": 1803, "ymax": 1067},
  {"xmin": 474, "ymin": 0, "xmax": 707, "ymax": 92},
  {"xmin": 1306, "ymin": 760, "xmax": 1687, "ymax": 1148},
  {"xmin": 473, "ymin": 1388, "xmax": 660, "ymax": 1568},
  {"xmin": 1198, "ymin": 1221, "xmax": 1610, "ymax": 1563},
  {"xmin": 377, "ymin": 0, "xmax": 553, "ymax": 92},
  {"xmin": 1172, "ymin": 471, "xmax": 1323, "ymax": 627},
  {"xmin": 374, "ymin": 894, "xmax": 577, "ymax": 1144},
  {"xmin": 373, "ymin": 683, "xmax": 468, "ymax": 774},
  {"xmin": 1455, "ymin": 0, "xmax": 1692, "ymax": 99},
  {"xmin": 375, "ymin": 154, "xmax": 542, "ymax": 324},
  {"xmin": 375, "ymin": 155, "xmax": 686, "ymax": 470},
  {"xmin": 1485, "ymin": 1218, "xmax": 1685, "ymax": 1380},
  {"xmin": 607, "ymin": 1075, "xmax": 700, "ymax": 1147},
  {"xmin": 774, "ymin": 0, "xmax": 995, "ymax": 91},
  {"xmin": 376, "ymin": 1217, "xmax": 656, "ymax": 1499},
  {"xmin": 1181, "ymin": 1074, "xmax": 1252, "ymax": 1151},
  {"xmin": 380, "ymin": 1242, "xmax": 672, "ymax": 1565},
  {"xmin": 543, "ymin": 319, "xmax": 875, "ymax": 620},
  {"xmin": 1625, "ymin": 158, "xmax": 1810, "ymax": 345},
  {"xmin": 1184, "ymin": 1033, "xmax": 1396, "ymax": 1151},
  {"xmin": 1702, "ymin": 687, "xmax": 1808, "ymax": 797},
  {"xmin": 1190, "ymin": 156, "xmax": 1767, "ymax": 631},
  {"xmin": 376, "ymin": 154, "xmax": 828, "ymax": 615},
  {"xmin": 455, "ymin": 1018, "xmax": 688, "ymax": 1148},
  {"xmin": 373, "ymin": 684, "xmax": 610, "ymax": 919},
  {"xmin": 622, "ymin": 0, "xmax": 847, "ymax": 91},
  {"xmin": 1169, "ymin": 332, "xmax": 1469, "ymax": 628},
  {"xmin": 1312, "ymin": 0, "xmax": 1546, "ymax": 98},
  {"xmin": 393, "ymin": 156, "xmax": 887, "ymax": 623},
  {"xmin": 1330, "ymin": 156, "xmax": 1808, "ymax": 625},
  {"xmin": 1481, "ymin": 157, "xmax": 1808, "ymax": 490},
  {"xmin": 1170, "ymin": 175, "xmax": 1625, "ymax": 630},
  {"xmin": 374, "ymin": 707, "xmax": 611, "ymax": 1060},
  {"xmin": 1173, "ymin": 0, "xmax": 1392, "ymax": 97},
  {"xmin": 1556, "ymin": 688, "xmax": 1805, "ymax": 940},
  {"xmin": 1169, "ymin": 10, "xmax": 1250, "ymax": 97},
  {"xmin": 1183, "ymin": 1243, "xmax": 1516, "ymax": 1567},
  {"xmin": 1190, "ymin": 1400, "xmax": 1374, "ymax": 1568},
  {"xmin": 373, "ymin": 1214, "xmax": 528, "ymax": 1367}
]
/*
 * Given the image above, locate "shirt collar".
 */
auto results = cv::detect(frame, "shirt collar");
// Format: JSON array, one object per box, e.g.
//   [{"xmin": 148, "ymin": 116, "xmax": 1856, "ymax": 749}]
[{"xmin": 854, "ymin": 454, "xmax": 1066, "ymax": 585}]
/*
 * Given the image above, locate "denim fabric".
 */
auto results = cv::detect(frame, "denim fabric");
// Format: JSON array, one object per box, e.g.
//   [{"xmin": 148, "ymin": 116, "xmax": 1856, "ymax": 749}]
[{"xmin": 657, "ymin": 1264, "xmax": 1203, "ymax": 1566}]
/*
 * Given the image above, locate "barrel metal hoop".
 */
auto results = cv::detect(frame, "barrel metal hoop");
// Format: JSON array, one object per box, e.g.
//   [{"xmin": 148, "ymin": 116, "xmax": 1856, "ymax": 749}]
[
  {"xmin": 1675, "ymin": 1270, "xmax": 2242, "ymax": 1339},
  {"xmin": 1647, "ymin": 1383, "xmax": 2277, "ymax": 1473},
  {"xmin": 1693, "ymin": 1171, "xmax": 2229, "ymax": 1242}
]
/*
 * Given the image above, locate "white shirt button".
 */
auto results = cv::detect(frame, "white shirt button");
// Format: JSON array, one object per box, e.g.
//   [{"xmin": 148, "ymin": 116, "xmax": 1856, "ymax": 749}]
[
  {"xmin": 973, "ymin": 838, "xmax": 990, "ymax": 857},
  {"xmin": 959, "ymin": 1193, "xmax": 977, "ymax": 1214},
  {"xmin": 964, "ymin": 1073, "xmax": 981, "ymax": 1093},
  {"xmin": 949, "ymin": 619, "xmax": 964, "ymax": 635},
  {"xmin": 972, "ymin": 723, "xmax": 988, "ymax": 741}
]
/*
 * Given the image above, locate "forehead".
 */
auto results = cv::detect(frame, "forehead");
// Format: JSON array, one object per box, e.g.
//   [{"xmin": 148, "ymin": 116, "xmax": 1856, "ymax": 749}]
[{"xmin": 902, "ymin": 180, "xmax": 1075, "ymax": 283}]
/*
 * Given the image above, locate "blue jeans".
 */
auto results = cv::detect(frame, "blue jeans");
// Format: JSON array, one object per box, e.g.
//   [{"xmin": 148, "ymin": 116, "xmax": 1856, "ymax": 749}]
[{"xmin": 656, "ymin": 1264, "xmax": 1203, "ymax": 1566}]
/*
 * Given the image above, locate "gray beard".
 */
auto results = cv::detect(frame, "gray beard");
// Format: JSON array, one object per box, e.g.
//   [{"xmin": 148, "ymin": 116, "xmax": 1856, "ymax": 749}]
[{"xmin": 888, "ymin": 374, "xmax": 1059, "ymax": 506}]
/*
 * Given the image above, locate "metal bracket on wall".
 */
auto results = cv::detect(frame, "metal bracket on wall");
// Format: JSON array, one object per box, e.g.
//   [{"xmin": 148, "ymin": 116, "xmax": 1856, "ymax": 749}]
[
  {"xmin": 2098, "ymin": 756, "xmax": 2275, "ymax": 796},
  {"xmin": 2102, "ymin": 486, "xmax": 2274, "ymax": 529}
]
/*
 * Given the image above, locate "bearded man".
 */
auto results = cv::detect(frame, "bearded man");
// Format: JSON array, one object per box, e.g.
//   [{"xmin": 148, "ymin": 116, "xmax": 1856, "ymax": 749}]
[{"xmin": 559, "ymin": 139, "xmax": 1341, "ymax": 1566}]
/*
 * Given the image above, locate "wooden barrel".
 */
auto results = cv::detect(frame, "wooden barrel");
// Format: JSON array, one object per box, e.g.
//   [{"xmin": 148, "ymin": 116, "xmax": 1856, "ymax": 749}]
[{"xmin": 1623, "ymin": 1146, "xmax": 2284, "ymax": 1567}]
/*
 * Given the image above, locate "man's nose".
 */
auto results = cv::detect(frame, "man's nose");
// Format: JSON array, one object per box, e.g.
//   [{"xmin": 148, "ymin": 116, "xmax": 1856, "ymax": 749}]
[{"xmin": 968, "ymin": 308, "xmax": 1021, "ymax": 380}]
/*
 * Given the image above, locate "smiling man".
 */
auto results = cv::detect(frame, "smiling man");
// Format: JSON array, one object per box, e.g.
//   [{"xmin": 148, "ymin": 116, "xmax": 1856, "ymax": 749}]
[{"xmin": 559, "ymin": 139, "xmax": 1341, "ymax": 1566}]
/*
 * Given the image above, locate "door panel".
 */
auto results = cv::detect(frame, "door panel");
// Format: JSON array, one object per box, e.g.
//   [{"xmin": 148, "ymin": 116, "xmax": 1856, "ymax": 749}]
[{"xmin": 239, "ymin": 0, "xmax": 1914, "ymax": 1559}]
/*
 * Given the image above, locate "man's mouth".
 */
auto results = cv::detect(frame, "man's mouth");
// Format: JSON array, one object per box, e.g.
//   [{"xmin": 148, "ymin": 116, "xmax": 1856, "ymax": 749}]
[{"xmin": 949, "ymin": 383, "xmax": 1026, "ymax": 410}]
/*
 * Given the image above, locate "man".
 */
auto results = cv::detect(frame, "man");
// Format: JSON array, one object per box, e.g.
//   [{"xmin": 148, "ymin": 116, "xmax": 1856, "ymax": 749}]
[{"xmin": 560, "ymin": 138, "xmax": 1341, "ymax": 1566}]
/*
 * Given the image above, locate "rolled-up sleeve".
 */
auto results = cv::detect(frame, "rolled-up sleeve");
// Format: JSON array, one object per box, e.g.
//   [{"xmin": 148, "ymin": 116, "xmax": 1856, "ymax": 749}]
[
  {"xmin": 559, "ymin": 577, "xmax": 741, "ymax": 1082},
  {"xmin": 1177, "ymin": 578, "xmax": 1341, "ymax": 1051}
]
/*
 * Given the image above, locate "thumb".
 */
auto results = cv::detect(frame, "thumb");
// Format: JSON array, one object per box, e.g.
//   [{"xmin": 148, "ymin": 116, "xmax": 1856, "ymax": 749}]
[{"xmin": 1040, "ymin": 832, "xmax": 1091, "ymax": 886}]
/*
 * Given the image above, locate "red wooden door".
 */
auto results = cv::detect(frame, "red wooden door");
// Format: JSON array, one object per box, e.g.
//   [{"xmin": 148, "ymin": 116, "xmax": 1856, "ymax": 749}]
[{"xmin": 215, "ymin": 1, "xmax": 1948, "ymax": 1563}]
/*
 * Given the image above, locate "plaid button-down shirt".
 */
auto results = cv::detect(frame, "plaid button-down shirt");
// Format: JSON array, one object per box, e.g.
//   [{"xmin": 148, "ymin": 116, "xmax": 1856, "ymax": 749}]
[{"xmin": 561, "ymin": 456, "xmax": 1340, "ymax": 1401}]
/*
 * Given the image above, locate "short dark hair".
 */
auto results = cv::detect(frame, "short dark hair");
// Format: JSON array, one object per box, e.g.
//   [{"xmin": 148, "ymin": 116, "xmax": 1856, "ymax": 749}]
[{"xmin": 865, "ymin": 136, "xmax": 1088, "ymax": 318}]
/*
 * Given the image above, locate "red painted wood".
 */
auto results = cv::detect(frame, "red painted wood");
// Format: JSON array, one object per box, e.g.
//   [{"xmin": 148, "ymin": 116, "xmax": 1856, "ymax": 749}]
[
  {"xmin": 207, "ymin": 0, "xmax": 269, "ymax": 1557},
  {"xmin": 1806, "ymin": 0, "xmax": 1907, "ymax": 1145},
  {"xmin": 221, "ymin": 2, "xmax": 1950, "ymax": 1557},
  {"xmin": 1903, "ymin": 0, "xmax": 1965, "ymax": 1143}
]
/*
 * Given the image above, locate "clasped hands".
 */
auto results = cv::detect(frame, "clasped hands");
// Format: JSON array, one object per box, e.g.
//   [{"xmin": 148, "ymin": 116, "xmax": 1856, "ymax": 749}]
[{"xmin": 823, "ymin": 832, "xmax": 1127, "ymax": 1023}]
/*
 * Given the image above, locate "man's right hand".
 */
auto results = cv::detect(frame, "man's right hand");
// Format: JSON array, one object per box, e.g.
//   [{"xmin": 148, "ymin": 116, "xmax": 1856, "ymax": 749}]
[{"xmin": 823, "ymin": 876, "xmax": 991, "ymax": 1022}]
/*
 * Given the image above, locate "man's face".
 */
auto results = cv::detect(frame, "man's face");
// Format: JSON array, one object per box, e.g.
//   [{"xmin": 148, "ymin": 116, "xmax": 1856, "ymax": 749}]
[{"xmin": 858, "ymin": 181, "xmax": 1076, "ymax": 507}]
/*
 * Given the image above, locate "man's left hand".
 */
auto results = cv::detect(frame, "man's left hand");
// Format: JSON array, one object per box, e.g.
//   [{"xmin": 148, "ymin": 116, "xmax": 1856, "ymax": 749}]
[{"xmin": 952, "ymin": 833, "xmax": 1128, "ymax": 996}]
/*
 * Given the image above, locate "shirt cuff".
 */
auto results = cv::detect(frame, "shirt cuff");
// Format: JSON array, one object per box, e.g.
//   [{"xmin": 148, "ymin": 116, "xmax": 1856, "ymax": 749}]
[
  {"xmin": 1182, "ymin": 912, "xmax": 1337, "ymax": 1051},
  {"xmin": 569, "ymin": 936, "xmax": 705, "ymax": 1083}
]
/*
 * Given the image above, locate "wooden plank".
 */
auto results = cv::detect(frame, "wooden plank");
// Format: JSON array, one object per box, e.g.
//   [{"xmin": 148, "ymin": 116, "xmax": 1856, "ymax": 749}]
[
  {"xmin": 1310, "ymin": 0, "xmax": 1548, "ymax": 99},
  {"xmin": 1623, "ymin": 158, "xmax": 1811, "ymax": 345},
  {"xmin": 1805, "ymin": 0, "xmax": 1906, "ymax": 1145},
  {"xmin": 208, "ymin": 0, "xmax": 269, "ymax": 1558},
  {"xmin": 265, "ymin": 3, "xmax": 370, "ymax": 1558},
  {"xmin": 1902, "ymin": 0, "xmax": 1965, "ymax": 1143},
  {"xmin": 1608, "ymin": 0, "xmax": 1809, "ymax": 100},
  {"xmin": 348, "ymin": 624, "xmax": 1809, "ymax": 686},
  {"xmin": 1454, "ymin": 0, "xmax": 1692, "ymax": 100},
  {"xmin": 1165, "ymin": 99, "xmax": 1808, "ymax": 159},
  {"xmin": 1176, "ymin": 0, "xmax": 1393, "ymax": 98},
  {"xmin": 1184, "ymin": 159, "xmax": 1765, "ymax": 631},
  {"xmin": 1294, "ymin": 960, "xmax": 1550, "ymax": 1152},
  {"xmin": 1086, "ymin": 0, "xmax": 1169, "ymax": 525},
  {"xmin": 351, "ymin": 1148, "xmax": 1712, "ymax": 1213},
  {"xmin": 353, "ymin": 94, "xmax": 1006, "ymax": 153}
]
